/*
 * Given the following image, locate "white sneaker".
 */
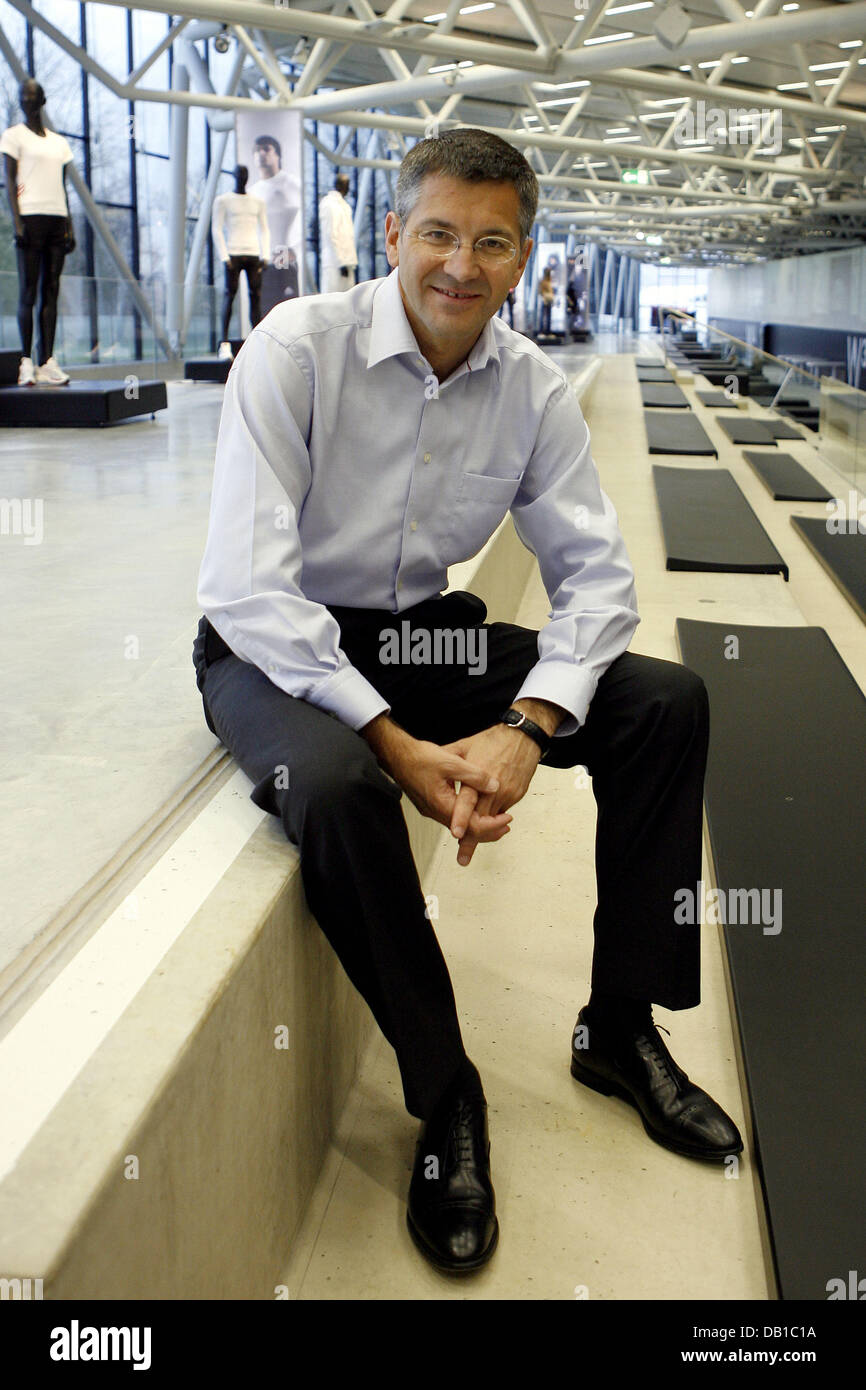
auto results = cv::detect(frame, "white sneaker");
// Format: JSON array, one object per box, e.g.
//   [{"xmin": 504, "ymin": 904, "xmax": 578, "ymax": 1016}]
[
  {"xmin": 35, "ymin": 357, "xmax": 70, "ymax": 385},
  {"xmin": 218, "ymin": 342, "xmax": 233, "ymax": 361},
  {"xmin": 18, "ymin": 356, "xmax": 36, "ymax": 386}
]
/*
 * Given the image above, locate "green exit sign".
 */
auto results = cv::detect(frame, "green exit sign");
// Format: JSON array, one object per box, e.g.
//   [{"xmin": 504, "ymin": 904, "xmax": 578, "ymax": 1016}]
[{"xmin": 622, "ymin": 169, "xmax": 649, "ymax": 185}]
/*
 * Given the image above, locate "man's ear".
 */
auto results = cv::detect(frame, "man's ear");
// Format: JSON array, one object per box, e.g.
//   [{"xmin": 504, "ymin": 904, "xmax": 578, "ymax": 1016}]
[
  {"xmin": 511, "ymin": 236, "xmax": 534, "ymax": 290},
  {"xmin": 384, "ymin": 210, "xmax": 400, "ymax": 268}
]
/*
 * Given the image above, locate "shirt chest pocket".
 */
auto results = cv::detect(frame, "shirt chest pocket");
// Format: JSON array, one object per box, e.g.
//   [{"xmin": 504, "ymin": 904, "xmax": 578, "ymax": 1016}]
[{"xmin": 442, "ymin": 471, "xmax": 521, "ymax": 563}]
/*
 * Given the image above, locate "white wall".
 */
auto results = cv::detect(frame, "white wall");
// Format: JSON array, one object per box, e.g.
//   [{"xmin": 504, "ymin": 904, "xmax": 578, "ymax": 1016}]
[{"xmin": 708, "ymin": 246, "xmax": 866, "ymax": 331}]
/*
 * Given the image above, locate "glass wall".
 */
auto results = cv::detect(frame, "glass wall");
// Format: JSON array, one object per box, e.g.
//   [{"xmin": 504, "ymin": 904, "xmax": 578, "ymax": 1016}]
[
  {"xmin": 0, "ymin": 0, "xmax": 237, "ymax": 361},
  {"xmin": 639, "ymin": 264, "xmax": 709, "ymax": 334}
]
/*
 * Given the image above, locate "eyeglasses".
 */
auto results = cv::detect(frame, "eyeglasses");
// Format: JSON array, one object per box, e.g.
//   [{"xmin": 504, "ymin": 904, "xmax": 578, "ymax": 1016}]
[{"xmin": 403, "ymin": 225, "xmax": 519, "ymax": 265}]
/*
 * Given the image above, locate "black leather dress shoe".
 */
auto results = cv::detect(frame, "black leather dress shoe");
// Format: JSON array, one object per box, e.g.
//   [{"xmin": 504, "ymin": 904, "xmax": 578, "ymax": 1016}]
[
  {"xmin": 407, "ymin": 1083, "xmax": 499, "ymax": 1274},
  {"xmin": 570, "ymin": 1006, "xmax": 744, "ymax": 1161}
]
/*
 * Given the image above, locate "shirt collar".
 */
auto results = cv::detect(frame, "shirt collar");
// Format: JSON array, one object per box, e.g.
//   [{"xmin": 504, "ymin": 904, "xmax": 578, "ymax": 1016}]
[{"xmin": 367, "ymin": 266, "xmax": 501, "ymax": 377}]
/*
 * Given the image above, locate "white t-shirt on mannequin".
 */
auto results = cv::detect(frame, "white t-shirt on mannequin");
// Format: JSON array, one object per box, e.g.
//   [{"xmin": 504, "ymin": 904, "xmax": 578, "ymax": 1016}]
[
  {"xmin": 212, "ymin": 192, "xmax": 270, "ymax": 262},
  {"xmin": 0, "ymin": 125, "xmax": 72, "ymax": 217}
]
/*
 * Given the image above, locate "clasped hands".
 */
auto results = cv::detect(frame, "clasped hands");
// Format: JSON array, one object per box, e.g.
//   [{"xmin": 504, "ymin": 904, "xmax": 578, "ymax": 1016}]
[{"xmin": 363, "ymin": 701, "xmax": 563, "ymax": 866}]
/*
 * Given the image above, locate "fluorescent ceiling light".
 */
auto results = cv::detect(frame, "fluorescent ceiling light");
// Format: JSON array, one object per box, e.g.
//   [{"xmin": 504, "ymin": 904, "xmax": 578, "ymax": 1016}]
[
  {"xmin": 808, "ymin": 61, "xmax": 848, "ymax": 71},
  {"xmin": 606, "ymin": 126, "xmax": 633, "ymax": 134},
  {"xmin": 698, "ymin": 61, "xmax": 721, "ymax": 69},
  {"xmin": 678, "ymin": 64, "xmax": 691, "ymax": 71},
  {"xmin": 607, "ymin": 1, "xmax": 653, "ymax": 11},
  {"xmin": 640, "ymin": 112, "xmax": 677, "ymax": 121},
  {"xmin": 782, "ymin": 2, "xmax": 799, "ymax": 9},
  {"xmin": 814, "ymin": 79, "xmax": 837, "ymax": 86},
  {"xmin": 839, "ymin": 41, "xmax": 862, "ymax": 49},
  {"xmin": 777, "ymin": 82, "xmax": 808, "ymax": 90},
  {"xmin": 538, "ymin": 97, "xmax": 587, "ymax": 107},
  {"xmin": 428, "ymin": 60, "xmax": 474, "ymax": 71},
  {"xmin": 533, "ymin": 80, "xmax": 590, "ymax": 90},
  {"xmin": 646, "ymin": 97, "xmax": 690, "ymax": 106},
  {"xmin": 602, "ymin": 134, "xmax": 642, "ymax": 142},
  {"xmin": 814, "ymin": 125, "xmax": 845, "ymax": 133},
  {"xmin": 730, "ymin": 56, "xmax": 750, "ymax": 64},
  {"xmin": 585, "ymin": 31, "xmax": 635, "ymax": 44},
  {"xmin": 423, "ymin": 3, "xmax": 494, "ymax": 18}
]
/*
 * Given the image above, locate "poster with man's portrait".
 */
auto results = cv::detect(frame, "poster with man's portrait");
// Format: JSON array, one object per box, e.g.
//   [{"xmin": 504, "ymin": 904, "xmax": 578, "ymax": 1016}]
[{"xmin": 236, "ymin": 111, "xmax": 305, "ymax": 313}]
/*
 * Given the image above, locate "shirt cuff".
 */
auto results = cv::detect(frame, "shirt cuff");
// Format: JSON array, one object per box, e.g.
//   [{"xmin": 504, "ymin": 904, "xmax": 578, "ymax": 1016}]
[
  {"xmin": 299, "ymin": 665, "xmax": 391, "ymax": 732},
  {"xmin": 512, "ymin": 662, "xmax": 599, "ymax": 738}
]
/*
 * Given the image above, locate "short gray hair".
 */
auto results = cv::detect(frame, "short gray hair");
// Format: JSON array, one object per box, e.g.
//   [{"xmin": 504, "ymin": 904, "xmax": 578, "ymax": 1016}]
[{"xmin": 395, "ymin": 128, "xmax": 538, "ymax": 244}]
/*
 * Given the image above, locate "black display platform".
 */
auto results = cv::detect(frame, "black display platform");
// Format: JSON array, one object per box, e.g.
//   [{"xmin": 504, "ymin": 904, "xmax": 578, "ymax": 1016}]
[
  {"xmin": 791, "ymin": 516, "xmax": 866, "ymax": 623},
  {"xmin": 742, "ymin": 451, "xmax": 833, "ymax": 502},
  {"xmin": 640, "ymin": 383, "xmax": 689, "ymax": 408},
  {"xmin": 635, "ymin": 357, "xmax": 664, "ymax": 369},
  {"xmin": 715, "ymin": 416, "xmax": 778, "ymax": 447},
  {"xmin": 636, "ymin": 367, "xmax": 674, "ymax": 383},
  {"xmin": 644, "ymin": 410, "xmax": 717, "ymax": 456},
  {"xmin": 183, "ymin": 339, "xmax": 245, "ymax": 383},
  {"xmin": 0, "ymin": 379, "xmax": 167, "ymax": 426},
  {"xmin": 0, "ymin": 349, "xmax": 19, "ymax": 386},
  {"xmin": 184, "ymin": 358, "xmax": 231, "ymax": 383},
  {"xmin": 676, "ymin": 618, "xmax": 866, "ymax": 1300},
  {"xmin": 653, "ymin": 466, "xmax": 788, "ymax": 577},
  {"xmin": 695, "ymin": 390, "xmax": 742, "ymax": 409}
]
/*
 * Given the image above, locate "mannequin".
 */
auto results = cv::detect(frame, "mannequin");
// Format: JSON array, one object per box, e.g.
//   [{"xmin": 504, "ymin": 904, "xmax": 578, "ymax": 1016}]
[
  {"xmin": 1, "ymin": 79, "xmax": 75, "ymax": 385},
  {"xmin": 211, "ymin": 165, "xmax": 270, "ymax": 360},
  {"xmin": 319, "ymin": 173, "xmax": 358, "ymax": 294}
]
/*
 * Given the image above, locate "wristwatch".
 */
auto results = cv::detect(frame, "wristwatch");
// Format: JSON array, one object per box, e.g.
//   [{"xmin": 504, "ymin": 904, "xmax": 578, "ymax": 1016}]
[{"xmin": 500, "ymin": 707, "xmax": 551, "ymax": 757}]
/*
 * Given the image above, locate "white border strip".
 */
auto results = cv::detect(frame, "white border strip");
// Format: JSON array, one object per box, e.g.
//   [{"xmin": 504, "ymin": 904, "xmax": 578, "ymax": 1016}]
[{"xmin": 0, "ymin": 769, "xmax": 264, "ymax": 1182}]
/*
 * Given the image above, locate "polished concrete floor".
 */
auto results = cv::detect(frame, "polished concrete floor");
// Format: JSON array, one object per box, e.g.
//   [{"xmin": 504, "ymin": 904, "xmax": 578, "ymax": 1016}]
[{"xmin": 1, "ymin": 380, "xmax": 225, "ymax": 981}]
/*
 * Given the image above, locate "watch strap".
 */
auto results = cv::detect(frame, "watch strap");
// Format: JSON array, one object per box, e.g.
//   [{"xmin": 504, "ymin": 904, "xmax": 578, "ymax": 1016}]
[{"xmin": 500, "ymin": 707, "xmax": 551, "ymax": 755}]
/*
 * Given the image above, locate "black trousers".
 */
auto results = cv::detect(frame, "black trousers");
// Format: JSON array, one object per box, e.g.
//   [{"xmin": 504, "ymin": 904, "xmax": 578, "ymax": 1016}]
[
  {"xmin": 221, "ymin": 255, "xmax": 263, "ymax": 340},
  {"xmin": 16, "ymin": 214, "xmax": 67, "ymax": 362},
  {"xmin": 192, "ymin": 593, "xmax": 709, "ymax": 1119}
]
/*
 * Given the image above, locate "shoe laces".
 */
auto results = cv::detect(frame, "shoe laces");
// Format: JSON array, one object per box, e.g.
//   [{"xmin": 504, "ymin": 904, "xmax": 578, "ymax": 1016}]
[
  {"xmin": 449, "ymin": 1101, "xmax": 478, "ymax": 1166},
  {"xmin": 640, "ymin": 1023, "xmax": 685, "ymax": 1086}
]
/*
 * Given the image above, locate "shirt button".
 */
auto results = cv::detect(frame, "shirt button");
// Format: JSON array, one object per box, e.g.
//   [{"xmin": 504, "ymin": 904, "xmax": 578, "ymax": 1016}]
[
  {"xmin": 397, "ymin": 579, "xmax": 403, "ymax": 591},
  {"xmin": 423, "ymin": 452, "xmax": 431, "ymax": 463},
  {"xmin": 410, "ymin": 520, "xmax": 418, "ymax": 532}
]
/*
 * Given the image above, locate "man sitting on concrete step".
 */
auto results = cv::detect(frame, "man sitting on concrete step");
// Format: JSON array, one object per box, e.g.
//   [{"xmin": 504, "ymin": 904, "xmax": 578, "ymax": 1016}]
[{"xmin": 193, "ymin": 127, "xmax": 742, "ymax": 1277}]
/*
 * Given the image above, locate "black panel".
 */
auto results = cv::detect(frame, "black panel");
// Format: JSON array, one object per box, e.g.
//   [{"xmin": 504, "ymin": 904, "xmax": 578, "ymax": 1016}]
[
  {"xmin": 676, "ymin": 619, "xmax": 866, "ymax": 1300},
  {"xmin": 641, "ymin": 383, "xmax": 689, "ymax": 408},
  {"xmin": 696, "ymin": 390, "xmax": 742, "ymax": 409},
  {"xmin": 636, "ymin": 367, "xmax": 674, "ymax": 383},
  {"xmin": 742, "ymin": 452, "xmax": 833, "ymax": 502},
  {"xmin": 653, "ymin": 466, "xmax": 788, "ymax": 577},
  {"xmin": 716, "ymin": 416, "xmax": 778, "ymax": 446},
  {"xmin": 791, "ymin": 516, "xmax": 866, "ymax": 623},
  {"xmin": 644, "ymin": 411, "xmax": 717, "ymax": 456}
]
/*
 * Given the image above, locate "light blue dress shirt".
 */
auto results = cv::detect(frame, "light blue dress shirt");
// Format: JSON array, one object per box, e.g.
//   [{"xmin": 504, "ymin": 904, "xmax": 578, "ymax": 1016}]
[{"xmin": 197, "ymin": 266, "xmax": 640, "ymax": 739}]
